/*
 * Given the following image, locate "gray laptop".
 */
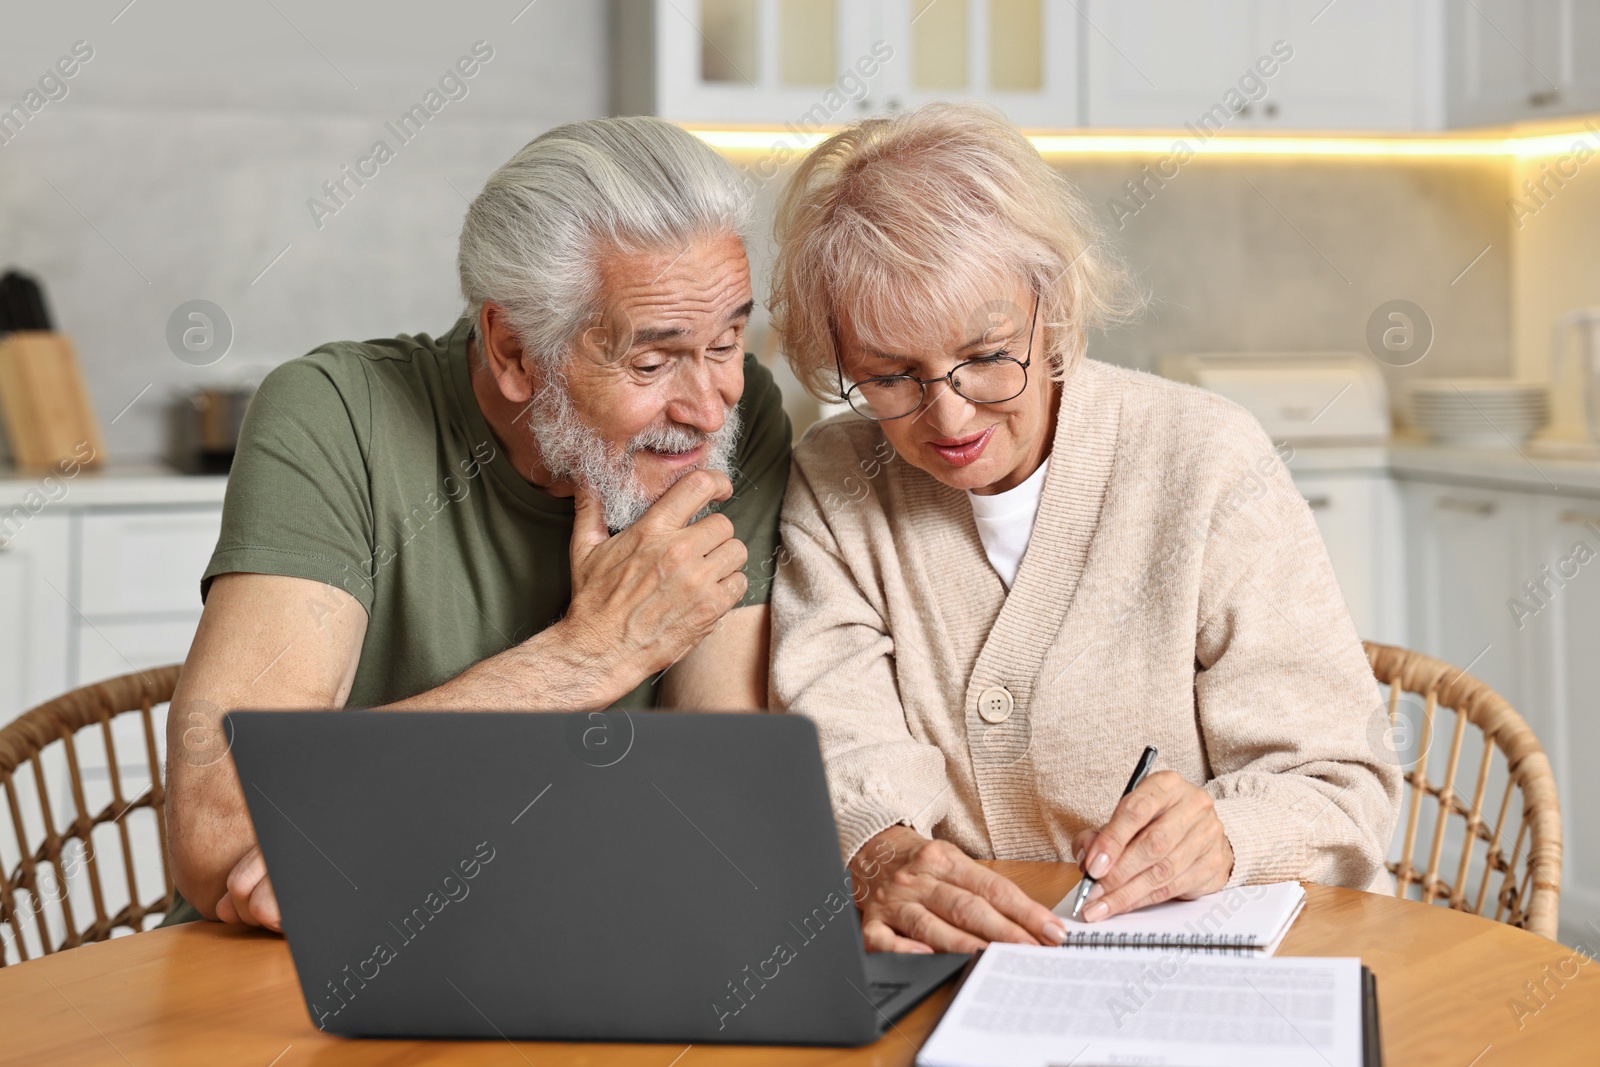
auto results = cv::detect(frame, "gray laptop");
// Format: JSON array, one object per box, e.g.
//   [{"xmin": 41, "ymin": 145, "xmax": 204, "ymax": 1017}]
[{"xmin": 226, "ymin": 709, "xmax": 969, "ymax": 1045}]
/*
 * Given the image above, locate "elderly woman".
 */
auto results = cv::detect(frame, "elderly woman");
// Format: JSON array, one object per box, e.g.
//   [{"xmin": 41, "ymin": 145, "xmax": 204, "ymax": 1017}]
[{"xmin": 767, "ymin": 103, "xmax": 1399, "ymax": 955}]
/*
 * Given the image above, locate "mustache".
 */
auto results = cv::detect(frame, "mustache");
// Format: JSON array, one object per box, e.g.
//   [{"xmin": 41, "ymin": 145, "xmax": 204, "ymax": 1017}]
[
  {"xmin": 527, "ymin": 373, "xmax": 742, "ymax": 531},
  {"xmin": 628, "ymin": 422, "xmax": 711, "ymax": 455}
]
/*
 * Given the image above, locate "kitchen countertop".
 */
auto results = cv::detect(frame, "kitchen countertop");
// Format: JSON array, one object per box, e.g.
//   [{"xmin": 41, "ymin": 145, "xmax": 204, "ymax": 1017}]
[
  {"xmin": 5, "ymin": 439, "xmax": 1600, "ymax": 511},
  {"xmin": 1287, "ymin": 438, "xmax": 1600, "ymax": 497},
  {"xmin": 0, "ymin": 461, "xmax": 227, "ymax": 509}
]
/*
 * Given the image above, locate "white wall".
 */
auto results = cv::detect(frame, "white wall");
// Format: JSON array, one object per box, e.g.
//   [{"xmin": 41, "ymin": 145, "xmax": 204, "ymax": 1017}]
[{"xmin": 0, "ymin": 0, "xmax": 608, "ymax": 462}]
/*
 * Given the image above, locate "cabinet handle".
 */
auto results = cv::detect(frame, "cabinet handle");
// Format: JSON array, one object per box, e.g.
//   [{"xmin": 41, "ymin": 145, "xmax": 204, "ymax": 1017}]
[
  {"xmin": 1303, "ymin": 495, "xmax": 1331, "ymax": 510},
  {"xmin": 1559, "ymin": 510, "xmax": 1600, "ymax": 526},
  {"xmin": 1436, "ymin": 497, "xmax": 1497, "ymax": 515}
]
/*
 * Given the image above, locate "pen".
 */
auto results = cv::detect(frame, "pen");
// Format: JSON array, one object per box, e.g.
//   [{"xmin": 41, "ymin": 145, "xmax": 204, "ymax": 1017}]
[{"xmin": 1070, "ymin": 745, "xmax": 1158, "ymax": 921}]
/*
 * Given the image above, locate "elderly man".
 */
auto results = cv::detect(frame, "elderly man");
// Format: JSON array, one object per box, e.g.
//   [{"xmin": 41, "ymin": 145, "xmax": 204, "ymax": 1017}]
[{"xmin": 165, "ymin": 117, "xmax": 790, "ymax": 930}]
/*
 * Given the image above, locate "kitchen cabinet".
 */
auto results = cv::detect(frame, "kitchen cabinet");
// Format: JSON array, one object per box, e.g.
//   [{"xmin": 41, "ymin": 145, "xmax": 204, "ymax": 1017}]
[
  {"xmin": 1395, "ymin": 479, "xmax": 1542, "ymax": 915},
  {"xmin": 0, "ymin": 512, "xmax": 72, "ymax": 717},
  {"xmin": 64, "ymin": 506, "xmax": 216, "ymax": 946},
  {"xmin": 0, "ymin": 512, "xmax": 74, "ymax": 958},
  {"xmin": 1083, "ymin": 0, "xmax": 1430, "ymax": 130},
  {"xmin": 617, "ymin": 0, "xmax": 1600, "ymax": 134},
  {"xmin": 67, "ymin": 500, "xmax": 215, "ymax": 803},
  {"xmin": 618, "ymin": 0, "xmax": 882, "ymax": 124},
  {"xmin": 1399, "ymin": 479, "xmax": 1538, "ymax": 716},
  {"xmin": 1394, "ymin": 473, "xmax": 1600, "ymax": 940},
  {"xmin": 0, "ymin": 473, "xmax": 223, "ymax": 958},
  {"xmin": 1262, "ymin": 0, "xmax": 1432, "ymax": 130},
  {"xmin": 1290, "ymin": 469, "xmax": 1406, "ymax": 646},
  {"xmin": 615, "ymin": 0, "xmax": 1079, "ymax": 127},
  {"xmin": 876, "ymin": 0, "xmax": 1081, "ymax": 128},
  {"xmin": 1081, "ymin": 0, "xmax": 1256, "ymax": 129},
  {"xmin": 1445, "ymin": 0, "xmax": 1600, "ymax": 126},
  {"xmin": 1524, "ymin": 496, "xmax": 1600, "ymax": 934}
]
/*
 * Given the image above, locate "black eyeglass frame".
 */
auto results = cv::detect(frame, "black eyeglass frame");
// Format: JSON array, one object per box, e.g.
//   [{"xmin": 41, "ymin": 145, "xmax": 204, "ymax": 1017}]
[{"xmin": 833, "ymin": 293, "xmax": 1042, "ymax": 422}]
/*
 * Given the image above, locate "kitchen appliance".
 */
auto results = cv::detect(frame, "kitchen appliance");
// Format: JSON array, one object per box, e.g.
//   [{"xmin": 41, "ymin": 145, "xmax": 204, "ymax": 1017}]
[
  {"xmin": 1406, "ymin": 380, "xmax": 1548, "ymax": 448},
  {"xmin": 168, "ymin": 384, "xmax": 255, "ymax": 474},
  {"xmin": 1554, "ymin": 308, "xmax": 1600, "ymax": 444},
  {"xmin": 1155, "ymin": 352, "xmax": 1390, "ymax": 443}
]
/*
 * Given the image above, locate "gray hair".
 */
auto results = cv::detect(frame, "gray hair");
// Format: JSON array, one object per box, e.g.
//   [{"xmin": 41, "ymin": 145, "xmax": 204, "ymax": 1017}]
[
  {"xmin": 771, "ymin": 102, "xmax": 1143, "ymax": 401},
  {"xmin": 457, "ymin": 116, "xmax": 752, "ymax": 368}
]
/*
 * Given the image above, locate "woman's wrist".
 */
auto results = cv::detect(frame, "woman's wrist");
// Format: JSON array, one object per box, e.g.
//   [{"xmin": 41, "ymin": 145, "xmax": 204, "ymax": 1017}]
[{"xmin": 850, "ymin": 823, "xmax": 923, "ymax": 889}]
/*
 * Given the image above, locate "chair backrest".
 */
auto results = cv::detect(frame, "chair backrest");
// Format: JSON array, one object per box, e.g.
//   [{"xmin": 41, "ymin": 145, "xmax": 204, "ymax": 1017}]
[
  {"xmin": 0, "ymin": 665, "xmax": 180, "ymax": 965},
  {"xmin": 1364, "ymin": 641, "xmax": 1561, "ymax": 940}
]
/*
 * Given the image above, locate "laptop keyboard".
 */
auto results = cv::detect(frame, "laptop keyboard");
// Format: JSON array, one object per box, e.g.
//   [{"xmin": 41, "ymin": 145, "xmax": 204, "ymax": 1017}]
[{"xmin": 867, "ymin": 980, "xmax": 910, "ymax": 1008}]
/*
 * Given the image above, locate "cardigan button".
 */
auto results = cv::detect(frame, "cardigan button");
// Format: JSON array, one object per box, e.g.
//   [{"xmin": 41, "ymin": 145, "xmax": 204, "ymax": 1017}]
[{"xmin": 977, "ymin": 686, "xmax": 1014, "ymax": 724}]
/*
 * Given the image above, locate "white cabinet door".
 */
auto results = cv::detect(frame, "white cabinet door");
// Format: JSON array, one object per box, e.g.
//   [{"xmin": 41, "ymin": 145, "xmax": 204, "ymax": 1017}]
[
  {"xmin": 1397, "ymin": 479, "xmax": 1550, "ymax": 917},
  {"xmin": 1446, "ymin": 0, "xmax": 1600, "ymax": 125},
  {"xmin": 0, "ymin": 511, "xmax": 72, "ymax": 960},
  {"xmin": 642, "ymin": 0, "xmax": 891, "ymax": 123},
  {"xmin": 73, "ymin": 619, "xmax": 199, "ymax": 693},
  {"xmin": 877, "ymin": 0, "xmax": 1081, "ymax": 127},
  {"xmin": 77, "ymin": 508, "xmax": 220, "ymax": 618},
  {"xmin": 1085, "ymin": 0, "xmax": 1426, "ymax": 130},
  {"xmin": 0, "ymin": 512, "xmax": 72, "ymax": 722},
  {"xmin": 61, "ymin": 619, "xmax": 186, "ymax": 938},
  {"xmin": 1292, "ymin": 471, "xmax": 1406, "ymax": 645},
  {"xmin": 1524, "ymin": 497, "xmax": 1600, "ymax": 936},
  {"xmin": 1084, "ymin": 0, "xmax": 1258, "ymax": 127},
  {"xmin": 1259, "ymin": 0, "xmax": 1423, "ymax": 129},
  {"xmin": 633, "ymin": 0, "xmax": 1080, "ymax": 127},
  {"xmin": 1400, "ymin": 480, "xmax": 1538, "ymax": 715}
]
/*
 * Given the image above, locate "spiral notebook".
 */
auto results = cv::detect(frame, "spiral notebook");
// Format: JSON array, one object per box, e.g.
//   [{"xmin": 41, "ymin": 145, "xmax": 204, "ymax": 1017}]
[{"xmin": 1050, "ymin": 880, "xmax": 1306, "ymax": 956}]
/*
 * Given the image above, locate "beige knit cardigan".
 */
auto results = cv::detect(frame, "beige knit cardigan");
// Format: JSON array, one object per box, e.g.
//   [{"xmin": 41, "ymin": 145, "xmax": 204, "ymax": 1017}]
[{"xmin": 770, "ymin": 357, "xmax": 1401, "ymax": 893}]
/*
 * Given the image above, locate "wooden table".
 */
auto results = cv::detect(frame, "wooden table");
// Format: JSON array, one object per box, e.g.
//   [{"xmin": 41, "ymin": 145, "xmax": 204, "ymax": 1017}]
[{"xmin": 3, "ymin": 861, "xmax": 1597, "ymax": 1065}]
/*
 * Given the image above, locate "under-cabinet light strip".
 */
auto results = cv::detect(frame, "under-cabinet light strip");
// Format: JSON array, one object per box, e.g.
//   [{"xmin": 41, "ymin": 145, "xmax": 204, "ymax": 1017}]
[{"xmin": 685, "ymin": 124, "xmax": 1600, "ymax": 159}]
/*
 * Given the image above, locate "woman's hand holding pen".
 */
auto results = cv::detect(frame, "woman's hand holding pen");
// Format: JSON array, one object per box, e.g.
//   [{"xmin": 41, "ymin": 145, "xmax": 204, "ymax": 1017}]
[{"xmin": 1070, "ymin": 771, "xmax": 1236, "ymax": 923}]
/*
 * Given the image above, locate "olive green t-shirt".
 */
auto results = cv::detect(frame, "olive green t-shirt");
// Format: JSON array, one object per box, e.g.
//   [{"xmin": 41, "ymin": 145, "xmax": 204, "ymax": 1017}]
[{"xmin": 202, "ymin": 315, "xmax": 792, "ymax": 710}]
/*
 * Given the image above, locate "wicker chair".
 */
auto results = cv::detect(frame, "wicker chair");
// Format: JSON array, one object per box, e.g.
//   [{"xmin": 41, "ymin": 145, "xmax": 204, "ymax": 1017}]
[
  {"xmin": 1364, "ymin": 641, "xmax": 1562, "ymax": 940},
  {"xmin": 0, "ymin": 665, "xmax": 180, "ymax": 965}
]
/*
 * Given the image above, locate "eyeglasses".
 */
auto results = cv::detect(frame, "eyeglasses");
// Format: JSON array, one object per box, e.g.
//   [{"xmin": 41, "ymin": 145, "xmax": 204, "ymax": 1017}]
[{"xmin": 835, "ymin": 295, "xmax": 1040, "ymax": 422}]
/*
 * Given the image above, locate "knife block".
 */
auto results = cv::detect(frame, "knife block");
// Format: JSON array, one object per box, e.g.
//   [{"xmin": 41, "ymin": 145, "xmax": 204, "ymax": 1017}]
[{"xmin": 0, "ymin": 331, "xmax": 106, "ymax": 471}]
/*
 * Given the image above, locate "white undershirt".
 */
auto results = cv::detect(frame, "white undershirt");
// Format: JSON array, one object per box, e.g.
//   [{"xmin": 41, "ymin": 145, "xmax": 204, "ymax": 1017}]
[{"xmin": 966, "ymin": 458, "xmax": 1050, "ymax": 590}]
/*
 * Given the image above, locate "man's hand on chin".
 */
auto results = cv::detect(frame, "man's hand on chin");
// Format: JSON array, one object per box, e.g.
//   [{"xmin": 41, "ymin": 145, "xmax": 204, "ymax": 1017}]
[{"xmin": 563, "ymin": 467, "xmax": 746, "ymax": 688}]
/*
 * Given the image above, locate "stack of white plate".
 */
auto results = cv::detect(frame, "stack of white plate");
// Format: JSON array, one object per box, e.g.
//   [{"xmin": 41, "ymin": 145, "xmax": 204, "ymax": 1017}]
[{"xmin": 1407, "ymin": 380, "xmax": 1549, "ymax": 448}]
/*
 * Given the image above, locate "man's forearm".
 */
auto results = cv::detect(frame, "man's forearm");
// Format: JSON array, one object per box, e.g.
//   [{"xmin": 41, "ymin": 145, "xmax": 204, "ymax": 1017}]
[
  {"xmin": 168, "ymin": 595, "xmax": 643, "ymax": 918},
  {"xmin": 167, "ymin": 756, "xmax": 256, "ymax": 919},
  {"xmin": 659, "ymin": 604, "xmax": 769, "ymax": 710},
  {"xmin": 379, "ymin": 617, "xmax": 640, "ymax": 711}
]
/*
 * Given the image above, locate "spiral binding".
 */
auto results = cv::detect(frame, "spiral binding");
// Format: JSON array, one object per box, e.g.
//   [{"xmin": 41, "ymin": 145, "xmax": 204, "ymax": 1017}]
[{"xmin": 1060, "ymin": 931, "xmax": 1260, "ymax": 955}]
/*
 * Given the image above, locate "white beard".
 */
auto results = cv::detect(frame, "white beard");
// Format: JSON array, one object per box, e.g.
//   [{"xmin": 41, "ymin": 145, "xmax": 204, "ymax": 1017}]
[{"xmin": 528, "ymin": 379, "xmax": 742, "ymax": 531}]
